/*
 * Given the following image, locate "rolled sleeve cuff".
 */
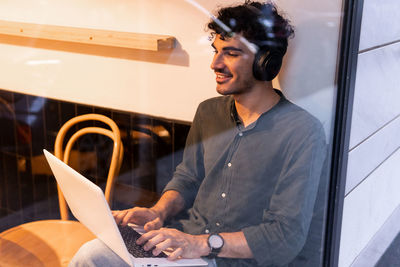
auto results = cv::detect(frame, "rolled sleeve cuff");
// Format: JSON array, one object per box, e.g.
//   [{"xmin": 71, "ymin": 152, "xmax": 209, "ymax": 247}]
[
  {"xmin": 242, "ymin": 223, "xmax": 305, "ymax": 266},
  {"xmin": 162, "ymin": 176, "xmax": 198, "ymax": 209},
  {"xmin": 242, "ymin": 226, "xmax": 272, "ymax": 266}
]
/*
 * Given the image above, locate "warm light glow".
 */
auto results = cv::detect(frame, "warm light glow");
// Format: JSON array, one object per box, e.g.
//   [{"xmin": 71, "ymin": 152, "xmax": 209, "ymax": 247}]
[
  {"xmin": 26, "ymin": 59, "xmax": 61, "ymax": 65},
  {"xmin": 184, "ymin": 0, "xmax": 258, "ymax": 54}
]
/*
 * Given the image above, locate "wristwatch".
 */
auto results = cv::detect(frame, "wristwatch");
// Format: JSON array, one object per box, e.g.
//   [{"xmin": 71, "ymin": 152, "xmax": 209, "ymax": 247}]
[{"xmin": 207, "ymin": 233, "xmax": 224, "ymax": 258}]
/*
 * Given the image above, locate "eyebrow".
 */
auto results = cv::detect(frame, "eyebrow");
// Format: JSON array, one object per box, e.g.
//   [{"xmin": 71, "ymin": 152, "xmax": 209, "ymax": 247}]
[{"xmin": 211, "ymin": 43, "xmax": 244, "ymax": 52}]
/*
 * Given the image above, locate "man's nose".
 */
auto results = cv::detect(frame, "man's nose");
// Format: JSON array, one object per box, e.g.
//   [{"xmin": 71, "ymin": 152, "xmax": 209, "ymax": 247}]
[{"xmin": 210, "ymin": 54, "xmax": 224, "ymax": 70}]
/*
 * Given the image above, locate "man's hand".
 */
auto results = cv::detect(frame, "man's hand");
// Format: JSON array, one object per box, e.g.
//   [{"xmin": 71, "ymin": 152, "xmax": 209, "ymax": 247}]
[
  {"xmin": 137, "ymin": 228, "xmax": 210, "ymax": 260},
  {"xmin": 112, "ymin": 190, "xmax": 184, "ymax": 232},
  {"xmin": 112, "ymin": 207, "xmax": 163, "ymax": 231}
]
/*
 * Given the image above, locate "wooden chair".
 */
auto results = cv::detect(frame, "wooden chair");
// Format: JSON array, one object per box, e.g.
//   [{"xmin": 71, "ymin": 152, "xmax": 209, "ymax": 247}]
[{"xmin": 0, "ymin": 114, "xmax": 123, "ymax": 267}]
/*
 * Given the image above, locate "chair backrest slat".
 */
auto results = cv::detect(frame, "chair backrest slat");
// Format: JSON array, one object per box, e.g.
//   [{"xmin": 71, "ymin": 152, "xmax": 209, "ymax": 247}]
[{"xmin": 54, "ymin": 114, "xmax": 123, "ymax": 220}]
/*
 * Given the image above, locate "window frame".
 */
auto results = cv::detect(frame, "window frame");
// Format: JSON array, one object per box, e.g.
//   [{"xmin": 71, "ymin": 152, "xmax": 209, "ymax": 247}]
[{"xmin": 323, "ymin": 0, "xmax": 364, "ymax": 266}]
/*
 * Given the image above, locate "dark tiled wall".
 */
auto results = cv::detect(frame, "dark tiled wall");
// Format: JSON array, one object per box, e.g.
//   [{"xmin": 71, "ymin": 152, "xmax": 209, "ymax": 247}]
[{"xmin": 0, "ymin": 89, "xmax": 190, "ymax": 232}]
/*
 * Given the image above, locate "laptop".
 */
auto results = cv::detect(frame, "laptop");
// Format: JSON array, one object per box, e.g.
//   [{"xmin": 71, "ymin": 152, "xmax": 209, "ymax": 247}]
[{"xmin": 43, "ymin": 149, "xmax": 207, "ymax": 267}]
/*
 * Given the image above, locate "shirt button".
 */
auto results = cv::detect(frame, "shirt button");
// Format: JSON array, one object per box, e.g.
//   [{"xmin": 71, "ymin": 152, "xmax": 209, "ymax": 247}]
[
  {"xmin": 216, "ymin": 222, "xmax": 220, "ymax": 227},
  {"xmin": 239, "ymin": 132, "xmax": 243, "ymax": 137},
  {"xmin": 221, "ymin": 193, "xmax": 226, "ymax": 198},
  {"xmin": 205, "ymin": 229, "xmax": 210, "ymax": 234},
  {"xmin": 227, "ymin": 162, "xmax": 232, "ymax": 167}
]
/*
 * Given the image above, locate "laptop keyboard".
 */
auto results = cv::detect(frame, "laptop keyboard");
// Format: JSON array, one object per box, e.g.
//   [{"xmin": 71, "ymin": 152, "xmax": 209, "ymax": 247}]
[{"xmin": 118, "ymin": 225, "xmax": 167, "ymax": 258}]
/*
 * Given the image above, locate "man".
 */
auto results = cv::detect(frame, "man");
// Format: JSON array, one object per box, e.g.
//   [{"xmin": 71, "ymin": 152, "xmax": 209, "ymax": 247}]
[{"xmin": 70, "ymin": 1, "xmax": 327, "ymax": 266}]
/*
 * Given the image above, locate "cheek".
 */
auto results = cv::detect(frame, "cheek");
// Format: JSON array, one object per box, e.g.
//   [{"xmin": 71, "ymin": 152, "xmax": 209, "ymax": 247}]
[{"xmin": 233, "ymin": 62, "xmax": 254, "ymax": 78}]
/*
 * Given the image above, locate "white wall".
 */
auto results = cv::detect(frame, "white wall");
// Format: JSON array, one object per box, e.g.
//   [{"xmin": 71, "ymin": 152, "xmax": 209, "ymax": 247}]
[
  {"xmin": 339, "ymin": 0, "xmax": 400, "ymax": 266},
  {"xmin": 0, "ymin": 0, "xmax": 342, "ymax": 136},
  {"xmin": 276, "ymin": 0, "xmax": 342, "ymax": 137},
  {"xmin": 0, "ymin": 0, "xmax": 217, "ymax": 121}
]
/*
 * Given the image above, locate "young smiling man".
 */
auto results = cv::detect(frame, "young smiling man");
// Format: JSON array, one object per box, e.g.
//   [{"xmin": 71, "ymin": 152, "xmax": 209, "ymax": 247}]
[
  {"xmin": 70, "ymin": 1, "xmax": 327, "ymax": 267},
  {"xmin": 211, "ymin": 35, "xmax": 281, "ymax": 127}
]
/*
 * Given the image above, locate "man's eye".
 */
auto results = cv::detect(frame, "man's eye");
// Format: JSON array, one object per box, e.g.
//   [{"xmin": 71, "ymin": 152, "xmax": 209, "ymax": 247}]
[{"xmin": 226, "ymin": 52, "xmax": 239, "ymax": 57}]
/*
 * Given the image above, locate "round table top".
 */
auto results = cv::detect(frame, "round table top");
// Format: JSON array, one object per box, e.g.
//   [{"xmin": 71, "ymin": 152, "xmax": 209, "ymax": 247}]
[{"xmin": 0, "ymin": 220, "xmax": 95, "ymax": 267}]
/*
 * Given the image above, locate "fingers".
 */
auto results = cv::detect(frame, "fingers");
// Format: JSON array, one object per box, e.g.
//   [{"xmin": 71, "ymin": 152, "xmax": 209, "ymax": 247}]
[
  {"xmin": 144, "ymin": 217, "xmax": 162, "ymax": 231},
  {"xmin": 136, "ymin": 229, "xmax": 201, "ymax": 260},
  {"xmin": 121, "ymin": 210, "xmax": 137, "ymax": 226},
  {"xmin": 112, "ymin": 210, "xmax": 128, "ymax": 225},
  {"xmin": 138, "ymin": 230, "xmax": 176, "ymax": 257},
  {"xmin": 112, "ymin": 207, "xmax": 162, "ymax": 227},
  {"xmin": 153, "ymin": 238, "xmax": 173, "ymax": 256},
  {"xmin": 143, "ymin": 236, "xmax": 160, "ymax": 251},
  {"xmin": 137, "ymin": 230, "xmax": 158, "ymax": 245},
  {"xmin": 168, "ymin": 247, "xmax": 183, "ymax": 260},
  {"xmin": 137, "ymin": 230, "xmax": 172, "ymax": 251},
  {"xmin": 112, "ymin": 209, "xmax": 135, "ymax": 226}
]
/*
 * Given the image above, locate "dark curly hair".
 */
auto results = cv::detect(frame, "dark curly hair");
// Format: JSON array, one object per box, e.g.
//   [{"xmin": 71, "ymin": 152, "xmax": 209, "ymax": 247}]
[{"xmin": 207, "ymin": 1, "xmax": 294, "ymax": 53}]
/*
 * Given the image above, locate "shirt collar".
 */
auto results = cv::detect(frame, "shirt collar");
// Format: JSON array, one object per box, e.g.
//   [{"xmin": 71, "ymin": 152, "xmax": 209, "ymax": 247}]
[
  {"xmin": 229, "ymin": 89, "xmax": 286, "ymax": 128},
  {"xmin": 230, "ymin": 98, "xmax": 242, "ymax": 126}
]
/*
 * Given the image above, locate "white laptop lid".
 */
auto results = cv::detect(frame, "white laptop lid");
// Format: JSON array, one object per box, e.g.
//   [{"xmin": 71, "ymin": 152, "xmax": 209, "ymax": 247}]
[
  {"xmin": 43, "ymin": 149, "xmax": 133, "ymax": 265},
  {"xmin": 43, "ymin": 149, "xmax": 207, "ymax": 267}
]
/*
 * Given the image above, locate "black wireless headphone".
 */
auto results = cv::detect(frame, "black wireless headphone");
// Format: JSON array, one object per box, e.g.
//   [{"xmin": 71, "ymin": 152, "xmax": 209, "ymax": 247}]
[{"xmin": 252, "ymin": 47, "xmax": 284, "ymax": 81}]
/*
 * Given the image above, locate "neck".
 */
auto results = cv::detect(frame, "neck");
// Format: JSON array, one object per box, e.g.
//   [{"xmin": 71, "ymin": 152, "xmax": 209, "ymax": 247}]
[{"xmin": 233, "ymin": 82, "xmax": 280, "ymax": 127}]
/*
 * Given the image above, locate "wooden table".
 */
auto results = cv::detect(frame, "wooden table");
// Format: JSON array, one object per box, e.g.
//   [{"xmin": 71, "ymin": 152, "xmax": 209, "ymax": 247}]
[{"xmin": 0, "ymin": 220, "xmax": 95, "ymax": 267}]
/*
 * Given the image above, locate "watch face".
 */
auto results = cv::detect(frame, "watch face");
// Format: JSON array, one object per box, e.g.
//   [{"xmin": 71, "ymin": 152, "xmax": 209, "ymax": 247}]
[{"xmin": 209, "ymin": 234, "xmax": 224, "ymax": 248}]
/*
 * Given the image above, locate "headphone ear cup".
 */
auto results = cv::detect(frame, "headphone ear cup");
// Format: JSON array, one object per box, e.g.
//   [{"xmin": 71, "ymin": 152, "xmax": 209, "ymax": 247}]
[{"xmin": 253, "ymin": 49, "xmax": 283, "ymax": 81}]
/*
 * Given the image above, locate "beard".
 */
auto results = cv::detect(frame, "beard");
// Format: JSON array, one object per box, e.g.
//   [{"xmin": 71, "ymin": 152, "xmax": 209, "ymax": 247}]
[{"xmin": 216, "ymin": 76, "xmax": 256, "ymax": 96}]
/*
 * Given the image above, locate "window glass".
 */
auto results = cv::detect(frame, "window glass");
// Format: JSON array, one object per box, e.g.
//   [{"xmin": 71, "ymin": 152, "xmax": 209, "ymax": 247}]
[{"xmin": 0, "ymin": 0, "xmax": 343, "ymax": 266}]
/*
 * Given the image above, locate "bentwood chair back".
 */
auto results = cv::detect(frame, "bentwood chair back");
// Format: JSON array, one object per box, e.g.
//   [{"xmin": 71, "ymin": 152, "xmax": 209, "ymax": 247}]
[
  {"xmin": 54, "ymin": 113, "xmax": 123, "ymax": 220},
  {"xmin": 0, "ymin": 113, "xmax": 123, "ymax": 267}
]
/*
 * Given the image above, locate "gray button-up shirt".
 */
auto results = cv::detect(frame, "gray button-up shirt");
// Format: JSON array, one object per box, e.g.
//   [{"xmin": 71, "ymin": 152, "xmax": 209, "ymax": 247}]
[{"xmin": 164, "ymin": 91, "xmax": 327, "ymax": 267}]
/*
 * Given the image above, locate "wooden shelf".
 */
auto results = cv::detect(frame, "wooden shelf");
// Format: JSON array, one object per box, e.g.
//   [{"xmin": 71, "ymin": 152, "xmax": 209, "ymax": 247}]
[{"xmin": 0, "ymin": 19, "xmax": 176, "ymax": 51}]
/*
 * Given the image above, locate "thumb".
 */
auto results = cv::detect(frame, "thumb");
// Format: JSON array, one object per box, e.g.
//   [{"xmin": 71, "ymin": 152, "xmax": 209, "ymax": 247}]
[{"xmin": 144, "ymin": 217, "xmax": 163, "ymax": 232}]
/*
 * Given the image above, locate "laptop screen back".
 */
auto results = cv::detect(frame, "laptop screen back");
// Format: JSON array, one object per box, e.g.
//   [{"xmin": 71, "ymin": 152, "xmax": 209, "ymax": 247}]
[{"xmin": 43, "ymin": 149, "xmax": 133, "ymax": 265}]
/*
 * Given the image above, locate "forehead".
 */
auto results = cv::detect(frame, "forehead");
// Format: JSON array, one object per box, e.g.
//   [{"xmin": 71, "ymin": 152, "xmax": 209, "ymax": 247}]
[{"xmin": 211, "ymin": 34, "xmax": 250, "ymax": 52}]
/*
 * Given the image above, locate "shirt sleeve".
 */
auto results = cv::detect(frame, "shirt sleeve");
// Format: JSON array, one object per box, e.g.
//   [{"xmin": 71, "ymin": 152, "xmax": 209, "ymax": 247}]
[
  {"xmin": 242, "ymin": 123, "xmax": 327, "ymax": 266},
  {"xmin": 163, "ymin": 104, "xmax": 206, "ymax": 209}
]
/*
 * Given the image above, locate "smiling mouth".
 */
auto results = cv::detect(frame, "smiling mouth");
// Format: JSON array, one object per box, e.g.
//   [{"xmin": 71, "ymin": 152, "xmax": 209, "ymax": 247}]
[{"xmin": 215, "ymin": 73, "xmax": 232, "ymax": 84}]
